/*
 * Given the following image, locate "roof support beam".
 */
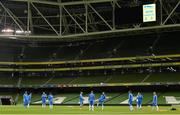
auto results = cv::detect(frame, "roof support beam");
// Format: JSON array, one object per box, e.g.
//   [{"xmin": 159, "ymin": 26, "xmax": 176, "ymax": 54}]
[
  {"xmin": 0, "ymin": 23, "xmax": 179, "ymax": 39},
  {"xmin": 163, "ymin": 0, "xmax": 180, "ymax": 25},
  {"xmin": 58, "ymin": 0, "xmax": 62, "ymax": 36},
  {"xmin": 10, "ymin": 0, "xmax": 113, "ymax": 6},
  {"xmin": 31, "ymin": 2, "xmax": 59, "ymax": 36},
  {"xmin": 0, "ymin": 1, "xmax": 24, "ymax": 31},
  {"xmin": 27, "ymin": 1, "xmax": 34, "ymax": 35},
  {"xmin": 89, "ymin": 4, "xmax": 113, "ymax": 30},
  {"xmin": 63, "ymin": 6, "xmax": 85, "ymax": 33}
]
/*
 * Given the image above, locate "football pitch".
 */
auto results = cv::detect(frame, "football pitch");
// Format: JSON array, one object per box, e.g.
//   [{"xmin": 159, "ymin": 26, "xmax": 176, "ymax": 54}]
[{"xmin": 0, "ymin": 106, "xmax": 180, "ymax": 115}]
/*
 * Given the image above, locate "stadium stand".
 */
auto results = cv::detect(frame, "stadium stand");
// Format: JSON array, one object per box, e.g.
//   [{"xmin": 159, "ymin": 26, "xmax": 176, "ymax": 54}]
[
  {"xmin": 19, "ymin": 72, "xmax": 180, "ymax": 85},
  {"xmin": 0, "ymin": 31, "xmax": 179, "ymax": 62},
  {"xmin": 144, "ymin": 73, "xmax": 180, "ymax": 83},
  {"xmin": 0, "ymin": 72, "xmax": 180, "ymax": 86},
  {"xmin": 0, "ymin": 72, "xmax": 19, "ymax": 86}
]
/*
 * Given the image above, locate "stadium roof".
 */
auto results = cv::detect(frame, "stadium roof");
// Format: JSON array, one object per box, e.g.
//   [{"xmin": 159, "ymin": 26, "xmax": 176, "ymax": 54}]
[{"xmin": 0, "ymin": 0, "xmax": 179, "ymax": 41}]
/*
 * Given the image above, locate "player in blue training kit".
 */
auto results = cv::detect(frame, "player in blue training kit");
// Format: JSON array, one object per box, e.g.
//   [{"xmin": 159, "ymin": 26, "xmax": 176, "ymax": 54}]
[
  {"xmin": 48, "ymin": 93, "xmax": 54, "ymax": 109},
  {"xmin": 97, "ymin": 92, "xmax": 106, "ymax": 110},
  {"xmin": 88, "ymin": 91, "xmax": 95, "ymax": 111},
  {"xmin": 152, "ymin": 92, "xmax": 159, "ymax": 111},
  {"xmin": 79, "ymin": 92, "xmax": 84, "ymax": 109},
  {"xmin": 41, "ymin": 92, "xmax": 47, "ymax": 107},
  {"xmin": 27, "ymin": 93, "xmax": 32, "ymax": 108},
  {"xmin": 23, "ymin": 91, "xmax": 28, "ymax": 108},
  {"xmin": 128, "ymin": 91, "xmax": 134, "ymax": 111},
  {"xmin": 136, "ymin": 92, "xmax": 143, "ymax": 109}
]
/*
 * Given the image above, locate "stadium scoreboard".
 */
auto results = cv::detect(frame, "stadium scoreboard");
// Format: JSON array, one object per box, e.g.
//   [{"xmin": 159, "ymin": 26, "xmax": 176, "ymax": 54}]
[{"xmin": 143, "ymin": 4, "xmax": 156, "ymax": 22}]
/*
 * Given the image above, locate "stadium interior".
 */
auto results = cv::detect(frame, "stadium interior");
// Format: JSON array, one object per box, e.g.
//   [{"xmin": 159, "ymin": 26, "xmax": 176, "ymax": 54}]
[{"xmin": 0, "ymin": 0, "xmax": 179, "ymax": 108}]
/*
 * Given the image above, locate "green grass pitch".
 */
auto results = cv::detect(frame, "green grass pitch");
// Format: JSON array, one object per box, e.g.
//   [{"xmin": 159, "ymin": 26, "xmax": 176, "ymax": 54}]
[{"xmin": 0, "ymin": 106, "xmax": 180, "ymax": 115}]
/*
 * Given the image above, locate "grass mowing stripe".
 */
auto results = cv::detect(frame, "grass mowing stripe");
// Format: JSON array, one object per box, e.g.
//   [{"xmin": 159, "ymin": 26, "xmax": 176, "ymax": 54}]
[
  {"xmin": 0, "ymin": 114, "xmax": 179, "ymax": 115},
  {"xmin": 0, "ymin": 106, "xmax": 180, "ymax": 114}
]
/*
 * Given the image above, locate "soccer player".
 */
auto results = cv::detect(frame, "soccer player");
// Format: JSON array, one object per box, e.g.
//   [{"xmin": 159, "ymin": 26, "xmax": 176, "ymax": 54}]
[
  {"xmin": 97, "ymin": 92, "xmax": 106, "ymax": 110},
  {"xmin": 23, "ymin": 91, "xmax": 28, "ymax": 108},
  {"xmin": 27, "ymin": 93, "xmax": 32, "ymax": 108},
  {"xmin": 152, "ymin": 92, "xmax": 159, "ymax": 111},
  {"xmin": 128, "ymin": 91, "xmax": 134, "ymax": 111},
  {"xmin": 48, "ymin": 93, "xmax": 54, "ymax": 109},
  {"xmin": 88, "ymin": 91, "xmax": 95, "ymax": 111},
  {"xmin": 41, "ymin": 92, "xmax": 47, "ymax": 107},
  {"xmin": 136, "ymin": 92, "xmax": 143, "ymax": 109},
  {"xmin": 79, "ymin": 92, "xmax": 84, "ymax": 109}
]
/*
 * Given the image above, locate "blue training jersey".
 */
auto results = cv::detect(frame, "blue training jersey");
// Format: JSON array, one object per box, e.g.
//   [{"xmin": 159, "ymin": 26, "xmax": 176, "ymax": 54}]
[
  {"xmin": 42, "ymin": 94, "xmax": 47, "ymax": 100},
  {"xmin": 89, "ymin": 93, "xmax": 95, "ymax": 101},
  {"xmin": 137, "ymin": 94, "xmax": 143, "ymax": 102},
  {"xmin": 99, "ymin": 94, "xmax": 106, "ymax": 102},
  {"xmin": 128, "ymin": 93, "xmax": 133, "ymax": 102},
  {"xmin": 79, "ymin": 94, "xmax": 84, "ymax": 101},
  {"xmin": 153, "ymin": 95, "xmax": 157, "ymax": 104},
  {"xmin": 23, "ymin": 94, "xmax": 28, "ymax": 102},
  {"xmin": 48, "ymin": 95, "xmax": 53, "ymax": 102}
]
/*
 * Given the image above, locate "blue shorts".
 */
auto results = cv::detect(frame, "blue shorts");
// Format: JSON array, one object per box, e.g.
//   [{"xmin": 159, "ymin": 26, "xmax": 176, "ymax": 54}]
[
  {"xmin": 24, "ymin": 101, "xmax": 28, "ymax": 106},
  {"xmin": 42, "ymin": 100, "xmax": 46, "ymax": 104},
  {"xmin": 99, "ymin": 100, "xmax": 105, "ymax": 105},
  {"xmin": 128, "ymin": 101, "xmax": 133, "ymax": 106},
  {"xmin": 49, "ymin": 101, "xmax": 53, "ymax": 105},
  {"xmin": 89, "ymin": 101, "xmax": 94, "ymax": 106},
  {"xmin": 137, "ymin": 101, "xmax": 142, "ymax": 106},
  {"xmin": 152, "ymin": 103, "xmax": 157, "ymax": 106},
  {"xmin": 80, "ymin": 101, "xmax": 83, "ymax": 105}
]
